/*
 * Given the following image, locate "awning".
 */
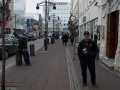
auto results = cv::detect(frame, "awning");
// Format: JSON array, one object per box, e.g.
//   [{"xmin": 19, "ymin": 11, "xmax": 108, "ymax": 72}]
[{"xmin": 34, "ymin": 28, "xmax": 38, "ymax": 31}]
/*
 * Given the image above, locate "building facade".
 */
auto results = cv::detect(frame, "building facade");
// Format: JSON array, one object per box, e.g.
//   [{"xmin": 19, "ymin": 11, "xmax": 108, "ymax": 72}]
[
  {"xmin": 78, "ymin": 0, "xmax": 102, "ymax": 40},
  {"xmin": 43, "ymin": 2, "xmax": 71, "ymax": 33},
  {"xmin": 0, "ymin": 0, "xmax": 10, "ymax": 33},
  {"xmin": 101, "ymin": 0, "xmax": 120, "ymax": 72},
  {"xmin": 6, "ymin": 0, "xmax": 26, "ymax": 35},
  {"xmin": 71, "ymin": 0, "xmax": 120, "ymax": 72}
]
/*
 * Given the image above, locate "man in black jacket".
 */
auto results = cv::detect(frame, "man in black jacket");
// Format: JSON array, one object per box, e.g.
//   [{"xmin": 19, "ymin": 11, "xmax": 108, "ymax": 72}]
[
  {"xmin": 18, "ymin": 34, "xmax": 31, "ymax": 66},
  {"xmin": 77, "ymin": 31, "xmax": 98, "ymax": 87}
]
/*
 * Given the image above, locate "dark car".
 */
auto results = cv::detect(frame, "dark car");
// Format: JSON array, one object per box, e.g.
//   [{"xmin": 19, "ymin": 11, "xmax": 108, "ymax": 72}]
[
  {"xmin": 0, "ymin": 39, "xmax": 18, "ymax": 59},
  {"xmin": 27, "ymin": 33, "xmax": 35, "ymax": 41},
  {"xmin": 5, "ymin": 34, "xmax": 18, "ymax": 44},
  {"xmin": 33, "ymin": 33, "xmax": 37, "ymax": 40},
  {"xmin": 0, "ymin": 34, "xmax": 18, "ymax": 44}
]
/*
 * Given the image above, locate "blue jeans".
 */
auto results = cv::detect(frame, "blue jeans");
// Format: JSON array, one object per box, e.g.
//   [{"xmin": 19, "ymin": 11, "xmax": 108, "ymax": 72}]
[
  {"xmin": 80, "ymin": 59, "xmax": 96, "ymax": 84},
  {"xmin": 22, "ymin": 50, "xmax": 30, "ymax": 65}
]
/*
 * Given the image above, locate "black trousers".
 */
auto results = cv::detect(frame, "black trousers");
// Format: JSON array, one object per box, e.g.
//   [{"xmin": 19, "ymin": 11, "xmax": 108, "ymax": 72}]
[
  {"xmin": 22, "ymin": 50, "xmax": 30, "ymax": 65},
  {"xmin": 18, "ymin": 49, "xmax": 30, "ymax": 65},
  {"xmin": 80, "ymin": 59, "xmax": 96, "ymax": 84}
]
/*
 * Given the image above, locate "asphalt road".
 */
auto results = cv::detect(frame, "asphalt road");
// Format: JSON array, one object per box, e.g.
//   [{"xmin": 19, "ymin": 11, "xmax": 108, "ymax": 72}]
[{"xmin": 0, "ymin": 38, "xmax": 44, "ymax": 71}]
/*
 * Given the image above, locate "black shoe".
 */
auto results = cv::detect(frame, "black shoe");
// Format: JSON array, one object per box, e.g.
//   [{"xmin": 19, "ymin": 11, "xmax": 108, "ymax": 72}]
[
  {"xmin": 92, "ymin": 84, "xmax": 97, "ymax": 88},
  {"xmin": 26, "ymin": 63, "xmax": 32, "ymax": 66}
]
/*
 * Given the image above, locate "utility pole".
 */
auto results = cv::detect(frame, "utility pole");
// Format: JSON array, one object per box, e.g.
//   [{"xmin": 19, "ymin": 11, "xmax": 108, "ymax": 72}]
[
  {"xmin": 36, "ymin": 0, "xmax": 56, "ymax": 49},
  {"xmin": 53, "ymin": 15, "xmax": 55, "ymax": 37},
  {"xmin": 15, "ymin": 14, "xmax": 16, "ymax": 29},
  {"xmin": 44, "ymin": 0, "xmax": 48, "ymax": 50},
  {"xmin": 1, "ymin": 0, "xmax": 6, "ymax": 89},
  {"xmin": 38, "ymin": 14, "xmax": 41, "ymax": 38}
]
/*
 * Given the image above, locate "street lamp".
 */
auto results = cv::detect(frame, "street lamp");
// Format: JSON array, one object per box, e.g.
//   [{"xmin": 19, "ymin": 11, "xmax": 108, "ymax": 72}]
[
  {"xmin": 48, "ymin": 14, "xmax": 60, "ymax": 38},
  {"xmin": 36, "ymin": 0, "xmax": 56, "ymax": 50}
]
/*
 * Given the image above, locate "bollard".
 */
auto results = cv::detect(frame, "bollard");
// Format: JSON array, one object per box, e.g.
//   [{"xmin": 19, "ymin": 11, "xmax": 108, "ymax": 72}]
[
  {"xmin": 30, "ymin": 44, "xmax": 35, "ymax": 56},
  {"xmin": 16, "ymin": 49, "xmax": 22, "ymax": 66},
  {"xmin": 51, "ymin": 37, "xmax": 54, "ymax": 44}
]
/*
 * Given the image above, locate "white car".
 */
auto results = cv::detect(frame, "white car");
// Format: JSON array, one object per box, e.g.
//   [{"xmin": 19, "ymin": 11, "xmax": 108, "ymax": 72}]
[{"xmin": 5, "ymin": 34, "xmax": 18, "ymax": 44}]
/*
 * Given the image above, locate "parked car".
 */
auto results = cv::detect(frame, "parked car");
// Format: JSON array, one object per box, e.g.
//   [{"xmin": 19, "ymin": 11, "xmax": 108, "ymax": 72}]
[
  {"xmin": 27, "ymin": 32, "xmax": 35, "ymax": 41},
  {"xmin": 0, "ymin": 39, "xmax": 18, "ymax": 59},
  {"xmin": 0, "ymin": 34, "xmax": 18, "ymax": 44},
  {"xmin": 5, "ymin": 34, "xmax": 18, "ymax": 44},
  {"xmin": 33, "ymin": 33, "xmax": 37, "ymax": 40}
]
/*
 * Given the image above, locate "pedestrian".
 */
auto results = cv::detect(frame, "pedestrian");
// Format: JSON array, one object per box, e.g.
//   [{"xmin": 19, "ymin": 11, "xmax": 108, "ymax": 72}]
[
  {"xmin": 64, "ymin": 33, "xmax": 68, "ymax": 46},
  {"xmin": 56, "ymin": 33, "xmax": 59, "ymax": 40},
  {"xmin": 61, "ymin": 34, "xmax": 64, "ymax": 45},
  {"xmin": 18, "ymin": 34, "xmax": 32, "ymax": 66},
  {"xmin": 77, "ymin": 31, "xmax": 98, "ymax": 87},
  {"xmin": 70, "ymin": 34, "xmax": 74, "ymax": 45}
]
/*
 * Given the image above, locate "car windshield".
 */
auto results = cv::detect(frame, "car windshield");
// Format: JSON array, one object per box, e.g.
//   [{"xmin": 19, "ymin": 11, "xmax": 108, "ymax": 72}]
[{"xmin": 5, "ymin": 35, "xmax": 9, "ymax": 38}]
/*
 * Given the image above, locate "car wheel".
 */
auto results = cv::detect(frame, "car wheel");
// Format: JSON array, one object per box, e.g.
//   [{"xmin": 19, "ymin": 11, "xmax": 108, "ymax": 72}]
[{"xmin": 5, "ymin": 51, "xmax": 9, "ymax": 59}]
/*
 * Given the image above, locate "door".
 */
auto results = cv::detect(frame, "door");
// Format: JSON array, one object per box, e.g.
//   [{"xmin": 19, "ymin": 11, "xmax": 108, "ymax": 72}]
[{"xmin": 106, "ymin": 10, "xmax": 119, "ymax": 58}]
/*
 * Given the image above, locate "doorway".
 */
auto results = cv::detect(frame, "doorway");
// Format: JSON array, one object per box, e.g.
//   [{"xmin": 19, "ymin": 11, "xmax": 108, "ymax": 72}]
[{"xmin": 106, "ymin": 10, "xmax": 119, "ymax": 58}]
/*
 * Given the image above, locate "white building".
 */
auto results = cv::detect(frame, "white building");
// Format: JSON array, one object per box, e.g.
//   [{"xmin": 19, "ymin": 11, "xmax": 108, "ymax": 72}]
[
  {"xmin": 101, "ymin": 0, "xmax": 120, "ymax": 72},
  {"xmin": 71, "ymin": 0, "xmax": 120, "ymax": 72},
  {"xmin": 78, "ymin": 0, "xmax": 102, "ymax": 40},
  {"xmin": 43, "ymin": 2, "xmax": 71, "ymax": 33}
]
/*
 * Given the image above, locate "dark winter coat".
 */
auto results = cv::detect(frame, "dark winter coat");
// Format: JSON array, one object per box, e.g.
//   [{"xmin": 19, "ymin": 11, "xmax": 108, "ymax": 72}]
[
  {"xmin": 70, "ymin": 35, "xmax": 74, "ymax": 42},
  {"xmin": 77, "ymin": 39, "xmax": 99, "ymax": 61},
  {"xmin": 64, "ymin": 34, "xmax": 68, "ymax": 42},
  {"xmin": 18, "ymin": 37, "xmax": 28, "ymax": 52}
]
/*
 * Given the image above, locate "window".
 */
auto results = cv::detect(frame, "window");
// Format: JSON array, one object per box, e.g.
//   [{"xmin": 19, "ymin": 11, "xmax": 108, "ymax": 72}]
[
  {"xmin": 11, "ymin": 35, "xmax": 15, "ymax": 38},
  {"xmin": 5, "ymin": 39, "xmax": 11, "ymax": 44}
]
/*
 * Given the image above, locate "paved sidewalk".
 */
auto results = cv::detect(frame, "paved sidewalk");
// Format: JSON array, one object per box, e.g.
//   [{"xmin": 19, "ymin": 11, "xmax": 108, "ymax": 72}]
[
  {"xmin": 0, "ymin": 40, "xmax": 120, "ymax": 90},
  {"xmin": 0, "ymin": 40, "xmax": 70, "ymax": 90},
  {"xmin": 68, "ymin": 42, "xmax": 120, "ymax": 90}
]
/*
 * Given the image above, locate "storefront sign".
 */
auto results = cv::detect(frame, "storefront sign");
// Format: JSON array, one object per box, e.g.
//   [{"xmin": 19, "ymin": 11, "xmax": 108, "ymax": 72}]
[{"xmin": 70, "ymin": 16, "xmax": 76, "ymax": 22}]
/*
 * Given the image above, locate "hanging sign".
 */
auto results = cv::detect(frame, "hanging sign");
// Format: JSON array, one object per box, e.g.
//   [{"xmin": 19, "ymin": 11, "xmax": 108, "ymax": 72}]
[{"xmin": 70, "ymin": 16, "xmax": 76, "ymax": 22}]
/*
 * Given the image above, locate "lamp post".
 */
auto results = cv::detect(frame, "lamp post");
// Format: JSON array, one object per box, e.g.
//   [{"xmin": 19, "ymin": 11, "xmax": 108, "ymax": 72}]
[
  {"xmin": 36, "ymin": 0, "xmax": 56, "ymax": 50},
  {"xmin": 48, "ymin": 14, "xmax": 60, "ymax": 38}
]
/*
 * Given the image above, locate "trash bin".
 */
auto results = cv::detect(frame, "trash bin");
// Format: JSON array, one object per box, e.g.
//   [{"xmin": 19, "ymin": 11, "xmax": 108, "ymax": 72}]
[
  {"xmin": 51, "ymin": 37, "xmax": 54, "ymax": 44},
  {"xmin": 16, "ymin": 49, "xmax": 22, "ymax": 66},
  {"xmin": 30, "ymin": 44, "xmax": 35, "ymax": 56}
]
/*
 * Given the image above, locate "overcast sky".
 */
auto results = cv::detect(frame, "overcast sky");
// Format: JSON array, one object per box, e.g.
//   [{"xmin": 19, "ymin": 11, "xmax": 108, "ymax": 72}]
[{"xmin": 26, "ymin": 0, "xmax": 71, "ymax": 20}]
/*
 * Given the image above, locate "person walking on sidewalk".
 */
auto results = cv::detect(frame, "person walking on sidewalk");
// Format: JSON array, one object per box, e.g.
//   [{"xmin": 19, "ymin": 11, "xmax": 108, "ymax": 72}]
[
  {"xmin": 18, "ymin": 34, "xmax": 31, "ymax": 66},
  {"xmin": 64, "ymin": 33, "xmax": 68, "ymax": 46},
  {"xmin": 70, "ymin": 34, "xmax": 74, "ymax": 45},
  {"xmin": 77, "ymin": 31, "xmax": 98, "ymax": 87}
]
